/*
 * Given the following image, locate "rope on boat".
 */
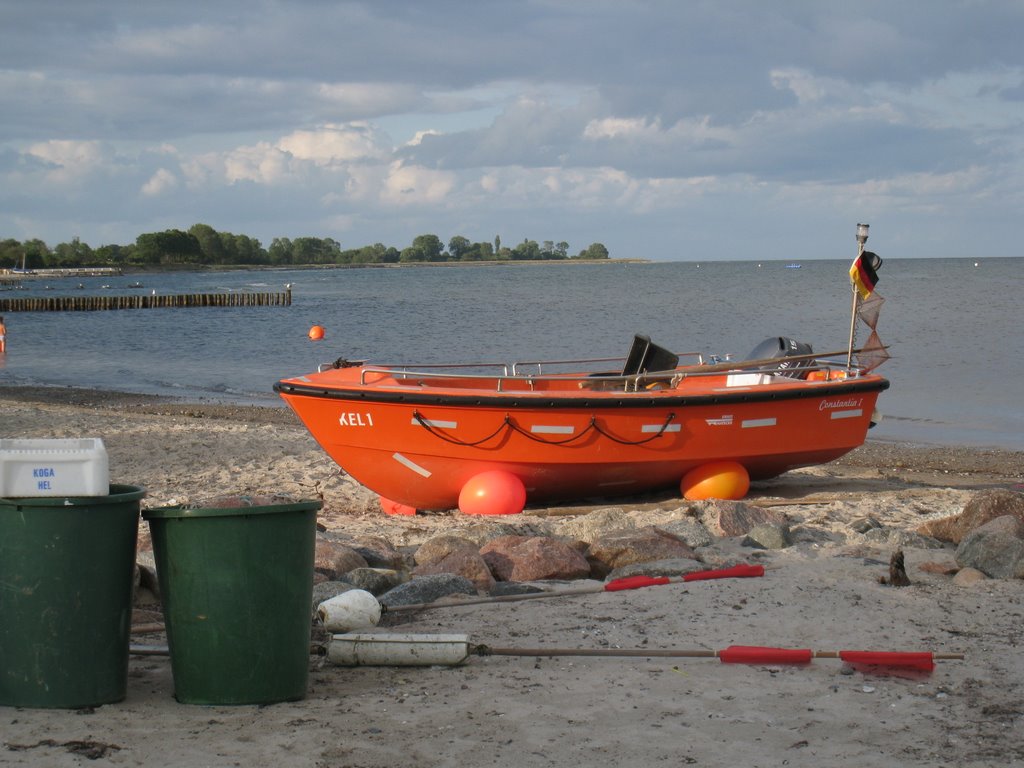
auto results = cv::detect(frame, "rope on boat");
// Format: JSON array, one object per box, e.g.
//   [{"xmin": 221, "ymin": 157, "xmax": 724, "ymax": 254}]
[
  {"xmin": 411, "ymin": 410, "xmax": 678, "ymax": 447},
  {"xmin": 412, "ymin": 411, "xmax": 512, "ymax": 446}
]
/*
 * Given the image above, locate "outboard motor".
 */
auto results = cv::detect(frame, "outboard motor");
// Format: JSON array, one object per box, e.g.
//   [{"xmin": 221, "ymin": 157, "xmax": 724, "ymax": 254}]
[{"xmin": 744, "ymin": 337, "xmax": 814, "ymax": 378}]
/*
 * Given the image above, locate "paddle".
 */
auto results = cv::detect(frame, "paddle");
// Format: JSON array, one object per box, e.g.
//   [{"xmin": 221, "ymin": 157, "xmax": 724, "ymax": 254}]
[
  {"xmin": 327, "ymin": 633, "xmax": 962, "ymax": 672},
  {"xmin": 381, "ymin": 563, "xmax": 765, "ymax": 614}
]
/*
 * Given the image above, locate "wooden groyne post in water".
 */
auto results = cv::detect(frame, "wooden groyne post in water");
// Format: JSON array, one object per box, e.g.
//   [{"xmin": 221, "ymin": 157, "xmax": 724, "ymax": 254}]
[{"xmin": 0, "ymin": 288, "xmax": 292, "ymax": 312}]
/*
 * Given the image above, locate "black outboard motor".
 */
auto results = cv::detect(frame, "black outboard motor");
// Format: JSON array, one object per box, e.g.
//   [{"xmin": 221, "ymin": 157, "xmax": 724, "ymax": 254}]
[{"xmin": 744, "ymin": 337, "xmax": 814, "ymax": 378}]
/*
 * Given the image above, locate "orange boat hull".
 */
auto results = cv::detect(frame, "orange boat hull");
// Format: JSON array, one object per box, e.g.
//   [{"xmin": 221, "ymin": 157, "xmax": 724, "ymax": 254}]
[{"xmin": 275, "ymin": 365, "xmax": 888, "ymax": 510}]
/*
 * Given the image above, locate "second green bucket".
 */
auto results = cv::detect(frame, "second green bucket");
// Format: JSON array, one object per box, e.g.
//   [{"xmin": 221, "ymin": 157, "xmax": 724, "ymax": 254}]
[{"xmin": 143, "ymin": 498, "xmax": 320, "ymax": 705}]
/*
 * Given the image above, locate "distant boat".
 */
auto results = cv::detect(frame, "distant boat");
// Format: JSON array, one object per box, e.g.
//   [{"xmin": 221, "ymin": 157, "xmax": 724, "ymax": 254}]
[{"xmin": 784, "ymin": 263, "xmax": 802, "ymax": 269}]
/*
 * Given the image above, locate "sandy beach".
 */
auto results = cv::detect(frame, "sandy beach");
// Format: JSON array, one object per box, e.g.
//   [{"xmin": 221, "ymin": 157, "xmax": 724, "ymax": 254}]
[{"xmin": 2, "ymin": 384, "xmax": 1023, "ymax": 767}]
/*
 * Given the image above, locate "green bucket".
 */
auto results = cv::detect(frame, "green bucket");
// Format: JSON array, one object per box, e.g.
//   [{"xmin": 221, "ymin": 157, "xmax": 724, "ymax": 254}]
[
  {"xmin": 0, "ymin": 484, "xmax": 145, "ymax": 709},
  {"xmin": 143, "ymin": 499, "xmax": 320, "ymax": 705}
]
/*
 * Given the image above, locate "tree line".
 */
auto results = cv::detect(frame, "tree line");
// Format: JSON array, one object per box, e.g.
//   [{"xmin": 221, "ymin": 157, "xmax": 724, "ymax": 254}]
[{"xmin": 0, "ymin": 225, "xmax": 611, "ymax": 270}]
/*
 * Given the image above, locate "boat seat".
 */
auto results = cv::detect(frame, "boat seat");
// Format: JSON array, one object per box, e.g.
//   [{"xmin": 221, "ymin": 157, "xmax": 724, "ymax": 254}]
[{"xmin": 621, "ymin": 334, "xmax": 679, "ymax": 376}]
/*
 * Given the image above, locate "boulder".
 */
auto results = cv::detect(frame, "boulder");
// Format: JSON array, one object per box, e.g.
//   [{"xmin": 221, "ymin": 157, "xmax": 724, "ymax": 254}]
[
  {"xmin": 697, "ymin": 499, "xmax": 788, "ymax": 537},
  {"xmin": 378, "ymin": 573, "xmax": 478, "ymax": 607},
  {"xmin": 481, "ymin": 535, "xmax": 591, "ymax": 582},
  {"xmin": 347, "ymin": 535, "xmax": 410, "ymax": 569},
  {"xmin": 340, "ymin": 567, "xmax": 407, "ymax": 595},
  {"xmin": 918, "ymin": 489, "xmax": 1024, "ymax": 544},
  {"xmin": 314, "ymin": 538, "xmax": 369, "ymax": 579},
  {"xmin": 955, "ymin": 515, "xmax": 1024, "ymax": 579},
  {"xmin": 586, "ymin": 525, "xmax": 696, "ymax": 578},
  {"xmin": 413, "ymin": 549, "xmax": 496, "ymax": 592},
  {"xmin": 414, "ymin": 534, "xmax": 480, "ymax": 566},
  {"xmin": 742, "ymin": 522, "xmax": 792, "ymax": 550}
]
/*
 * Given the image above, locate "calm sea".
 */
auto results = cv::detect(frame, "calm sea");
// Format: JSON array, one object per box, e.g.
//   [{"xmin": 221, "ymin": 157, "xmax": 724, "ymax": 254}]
[{"xmin": 2, "ymin": 258, "xmax": 1021, "ymax": 450}]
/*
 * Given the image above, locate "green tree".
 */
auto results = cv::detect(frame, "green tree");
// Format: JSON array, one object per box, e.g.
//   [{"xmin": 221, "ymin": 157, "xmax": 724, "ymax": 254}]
[
  {"xmin": 268, "ymin": 237, "xmax": 293, "ymax": 265},
  {"xmin": 135, "ymin": 229, "xmax": 202, "ymax": 265},
  {"xmin": 412, "ymin": 234, "xmax": 444, "ymax": 261},
  {"xmin": 190, "ymin": 223, "xmax": 226, "ymax": 263},
  {"xmin": 576, "ymin": 242, "xmax": 610, "ymax": 260},
  {"xmin": 50, "ymin": 237, "xmax": 93, "ymax": 267},
  {"xmin": 511, "ymin": 239, "xmax": 541, "ymax": 260},
  {"xmin": 448, "ymin": 235, "xmax": 472, "ymax": 260}
]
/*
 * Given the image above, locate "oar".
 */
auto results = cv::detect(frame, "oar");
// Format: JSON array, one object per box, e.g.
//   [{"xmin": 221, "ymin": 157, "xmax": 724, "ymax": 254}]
[
  {"xmin": 380, "ymin": 564, "xmax": 765, "ymax": 615},
  {"xmin": 327, "ymin": 634, "xmax": 961, "ymax": 672}
]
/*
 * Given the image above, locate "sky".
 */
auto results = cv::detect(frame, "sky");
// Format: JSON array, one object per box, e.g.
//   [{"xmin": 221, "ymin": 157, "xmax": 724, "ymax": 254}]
[{"xmin": 3, "ymin": 1, "xmax": 1024, "ymax": 261}]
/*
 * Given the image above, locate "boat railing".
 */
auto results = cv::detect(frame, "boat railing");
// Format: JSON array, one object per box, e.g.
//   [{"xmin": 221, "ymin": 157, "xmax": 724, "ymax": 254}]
[{"xmin": 352, "ymin": 350, "xmax": 863, "ymax": 392}]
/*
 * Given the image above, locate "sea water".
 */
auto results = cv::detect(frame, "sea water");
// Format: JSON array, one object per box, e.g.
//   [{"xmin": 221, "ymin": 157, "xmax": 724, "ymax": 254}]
[{"xmin": 1, "ymin": 258, "xmax": 1021, "ymax": 450}]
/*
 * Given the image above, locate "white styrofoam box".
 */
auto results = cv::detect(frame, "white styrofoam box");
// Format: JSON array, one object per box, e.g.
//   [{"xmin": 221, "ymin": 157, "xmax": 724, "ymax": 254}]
[
  {"xmin": 0, "ymin": 438, "xmax": 109, "ymax": 497},
  {"xmin": 725, "ymin": 373, "xmax": 773, "ymax": 387}
]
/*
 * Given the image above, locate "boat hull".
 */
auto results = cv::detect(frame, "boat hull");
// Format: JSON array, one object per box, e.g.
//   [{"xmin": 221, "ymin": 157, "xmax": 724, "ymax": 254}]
[{"xmin": 275, "ymin": 370, "xmax": 888, "ymax": 509}]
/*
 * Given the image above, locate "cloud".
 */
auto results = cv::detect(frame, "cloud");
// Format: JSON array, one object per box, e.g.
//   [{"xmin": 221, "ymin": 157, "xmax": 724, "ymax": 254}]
[{"xmin": 2, "ymin": 2, "xmax": 1024, "ymax": 258}]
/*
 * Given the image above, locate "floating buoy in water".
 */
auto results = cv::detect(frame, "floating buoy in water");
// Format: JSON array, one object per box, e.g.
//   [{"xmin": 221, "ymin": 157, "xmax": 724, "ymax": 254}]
[
  {"xmin": 379, "ymin": 495, "xmax": 416, "ymax": 516},
  {"xmin": 458, "ymin": 470, "xmax": 526, "ymax": 515},
  {"xmin": 681, "ymin": 461, "xmax": 750, "ymax": 501},
  {"xmin": 308, "ymin": 325, "xmax": 325, "ymax": 341}
]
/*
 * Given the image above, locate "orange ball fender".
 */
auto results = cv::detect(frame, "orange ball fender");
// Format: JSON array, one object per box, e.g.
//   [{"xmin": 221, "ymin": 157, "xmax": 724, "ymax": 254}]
[
  {"xmin": 378, "ymin": 496, "xmax": 416, "ymax": 516},
  {"xmin": 681, "ymin": 461, "xmax": 750, "ymax": 501},
  {"xmin": 458, "ymin": 470, "xmax": 526, "ymax": 515}
]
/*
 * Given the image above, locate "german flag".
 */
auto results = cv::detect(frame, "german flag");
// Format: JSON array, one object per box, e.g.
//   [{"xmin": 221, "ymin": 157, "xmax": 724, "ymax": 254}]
[{"xmin": 849, "ymin": 250, "xmax": 882, "ymax": 300}]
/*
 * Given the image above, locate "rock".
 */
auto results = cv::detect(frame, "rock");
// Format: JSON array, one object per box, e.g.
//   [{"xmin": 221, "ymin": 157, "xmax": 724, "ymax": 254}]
[
  {"xmin": 586, "ymin": 525, "xmax": 696, "ymax": 578},
  {"xmin": 606, "ymin": 557, "xmax": 705, "ymax": 581},
  {"xmin": 918, "ymin": 489, "xmax": 1024, "ymax": 544},
  {"xmin": 312, "ymin": 580, "xmax": 358, "ymax": 611},
  {"xmin": 955, "ymin": 515, "xmax": 1024, "ymax": 579},
  {"xmin": 697, "ymin": 499, "xmax": 788, "ymax": 537},
  {"xmin": 414, "ymin": 534, "xmax": 480, "ymax": 566},
  {"xmin": 862, "ymin": 528, "xmax": 944, "ymax": 550},
  {"xmin": 654, "ymin": 517, "xmax": 715, "ymax": 548},
  {"xmin": 488, "ymin": 582, "xmax": 544, "ymax": 597},
  {"xmin": 135, "ymin": 550, "xmax": 160, "ymax": 596},
  {"xmin": 378, "ymin": 573, "xmax": 478, "ymax": 607},
  {"xmin": 552, "ymin": 508, "xmax": 637, "ymax": 543},
  {"xmin": 952, "ymin": 567, "xmax": 989, "ymax": 586},
  {"xmin": 413, "ymin": 549, "xmax": 496, "ymax": 592},
  {"xmin": 850, "ymin": 516, "xmax": 883, "ymax": 534},
  {"xmin": 314, "ymin": 538, "xmax": 369, "ymax": 579},
  {"xmin": 480, "ymin": 535, "xmax": 591, "ymax": 582},
  {"xmin": 347, "ymin": 535, "xmax": 410, "ymax": 569},
  {"xmin": 742, "ymin": 522, "xmax": 792, "ymax": 550},
  {"xmin": 340, "ymin": 567, "xmax": 407, "ymax": 595},
  {"xmin": 918, "ymin": 559, "xmax": 960, "ymax": 576}
]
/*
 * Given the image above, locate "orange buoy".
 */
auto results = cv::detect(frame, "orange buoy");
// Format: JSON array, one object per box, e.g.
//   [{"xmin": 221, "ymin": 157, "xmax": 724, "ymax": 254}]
[
  {"xmin": 681, "ymin": 461, "xmax": 750, "ymax": 501},
  {"xmin": 379, "ymin": 495, "xmax": 416, "ymax": 516},
  {"xmin": 458, "ymin": 470, "xmax": 526, "ymax": 515},
  {"xmin": 308, "ymin": 325, "xmax": 325, "ymax": 341}
]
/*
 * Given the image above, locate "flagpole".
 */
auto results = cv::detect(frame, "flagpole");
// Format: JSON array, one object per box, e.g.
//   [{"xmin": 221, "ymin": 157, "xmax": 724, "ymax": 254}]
[{"xmin": 847, "ymin": 224, "xmax": 869, "ymax": 369}]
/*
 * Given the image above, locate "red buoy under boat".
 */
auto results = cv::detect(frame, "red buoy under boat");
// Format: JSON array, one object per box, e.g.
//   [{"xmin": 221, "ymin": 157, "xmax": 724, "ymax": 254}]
[
  {"xmin": 458, "ymin": 470, "xmax": 526, "ymax": 516},
  {"xmin": 379, "ymin": 495, "xmax": 416, "ymax": 516},
  {"xmin": 681, "ymin": 461, "xmax": 750, "ymax": 501}
]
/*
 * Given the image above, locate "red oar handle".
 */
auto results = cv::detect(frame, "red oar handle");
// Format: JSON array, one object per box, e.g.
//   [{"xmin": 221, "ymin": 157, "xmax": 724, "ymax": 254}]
[
  {"xmin": 683, "ymin": 564, "xmax": 765, "ymax": 582},
  {"xmin": 718, "ymin": 645, "xmax": 813, "ymax": 665},
  {"xmin": 603, "ymin": 575, "xmax": 671, "ymax": 592},
  {"xmin": 838, "ymin": 651, "xmax": 936, "ymax": 670}
]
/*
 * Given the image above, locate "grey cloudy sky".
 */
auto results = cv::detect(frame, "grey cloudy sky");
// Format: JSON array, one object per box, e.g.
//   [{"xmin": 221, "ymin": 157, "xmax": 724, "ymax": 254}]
[{"xmin": 3, "ymin": 1, "xmax": 1023, "ymax": 260}]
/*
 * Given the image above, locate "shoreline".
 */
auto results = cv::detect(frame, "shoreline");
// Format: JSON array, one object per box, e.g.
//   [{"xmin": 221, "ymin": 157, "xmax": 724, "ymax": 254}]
[
  {"xmin": 4, "ymin": 382, "xmax": 1024, "ymax": 766},
  {"xmin": 3, "ymin": 383, "xmax": 1020, "ymax": 513},
  {"xmin": 3, "ymin": 382, "xmax": 1021, "ymax": 474}
]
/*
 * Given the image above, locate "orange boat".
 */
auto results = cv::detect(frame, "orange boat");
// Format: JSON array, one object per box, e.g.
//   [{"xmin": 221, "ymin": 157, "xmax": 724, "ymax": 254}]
[{"xmin": 274, "ymin": 334, "xmax": 889, "ymax": 511}]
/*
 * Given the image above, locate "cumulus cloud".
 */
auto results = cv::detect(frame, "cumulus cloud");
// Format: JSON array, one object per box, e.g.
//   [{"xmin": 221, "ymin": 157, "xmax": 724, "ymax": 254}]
[
  {"xmin": 2, "ymin": 2, "xmax": 1024, "ymax": 257},
  {"xmin": 141, "ymin": 168, "xmax": 178, "ymax": 196}
]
